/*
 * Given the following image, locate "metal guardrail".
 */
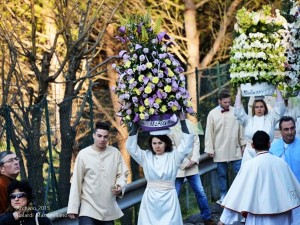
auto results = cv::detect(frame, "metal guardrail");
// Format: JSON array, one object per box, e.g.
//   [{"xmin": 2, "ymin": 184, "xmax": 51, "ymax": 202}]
[{"xmin": 46, "ymin": 154, "xmax": 216, "ymax": 225}]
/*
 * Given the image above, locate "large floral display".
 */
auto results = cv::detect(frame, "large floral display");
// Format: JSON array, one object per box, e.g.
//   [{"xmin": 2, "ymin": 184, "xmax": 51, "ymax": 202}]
[
  {"xmin": 229, "ymin": 6, "xmax": 289, "ymax": 96},
  {"xmin": 280, "ymin": 0, "xmax": 300, "ymax": 97},
  {"xmin": 112, "ymin": 15, "xmax": 193, "ymax": 130}
]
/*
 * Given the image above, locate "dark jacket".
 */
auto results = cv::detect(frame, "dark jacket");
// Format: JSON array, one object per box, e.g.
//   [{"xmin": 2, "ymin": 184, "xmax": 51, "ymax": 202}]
[{"xmin": 0, "ymin": 211, "xmax": 52, "ymax": 225}]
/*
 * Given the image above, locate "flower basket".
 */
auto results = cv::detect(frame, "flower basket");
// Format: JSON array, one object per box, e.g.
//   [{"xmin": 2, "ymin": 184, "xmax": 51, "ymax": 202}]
[
  {"xmin": 112, "ymin": 14, "xmax": 193, "ymax": 128},
  {"xmin": 139, "ymin": 113, "xmax": 178, "ymax": 132},
  {"xmin": 240, "ymin": 82, "xmax": 275, "ymax": 97}
]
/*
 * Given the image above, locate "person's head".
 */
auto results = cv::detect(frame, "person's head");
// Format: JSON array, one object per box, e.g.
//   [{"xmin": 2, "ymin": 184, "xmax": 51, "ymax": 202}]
[
  {"xmin": 218, "ymin": 89, "xmax": 231, "ymax": 110},
  {"xmin": 252, "ymin": 99, "xmax": 268, "ymax": 117},
  {"xmin": 251, "ymin": 130, "xmax": 270, "ymax": 151},
  {"xmin": 279, "ymin": 116, "xmax": 296, "ymax": 144},
  {"xmin": 0, "ymin": 151, "xmax": 20, "ymax": 179},
  {"xmin": 93, "ymin": 121, "xmax": 110, "ymax": 151},
  {"xmin": 7, "ymin": 180, "xmax": 33, "ymax": 211},
  {"xmin": 148, "ymin": 135, "xmax": 173, "ymax": 155}
]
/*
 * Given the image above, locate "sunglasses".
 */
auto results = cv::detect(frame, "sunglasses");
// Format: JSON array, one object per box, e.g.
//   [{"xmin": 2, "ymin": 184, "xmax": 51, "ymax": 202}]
[{"xmin": 9, "ymin": 192, "xmax": 27, "ymax": 200}]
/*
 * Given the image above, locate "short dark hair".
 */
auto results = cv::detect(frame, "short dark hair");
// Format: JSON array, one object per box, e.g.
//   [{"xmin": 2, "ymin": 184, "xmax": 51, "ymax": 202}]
[
  {"xmin": 252, "ymin": 100, "xmax": 268, "ymax": 116},
  {"xmin": 279, "ymin": 116, "xmax": 296, "ymax": 130},
  {"xmin": 0, "ymin": 151, "xmax": 15, "ymax": 166},
  {"xmin": 148, "ymin": 135, "xmax": 173, "ymax": 154},
  {"xmin": 94, "ymin": 121, "xmax": 110, "ymax": 133},
  {"xmin": 7, "ymin": 180, "xmax": 33, "ymax": 203},
  {"xmin": 218, "ymin": 89, "xmax": 230, "ymax": 100},
  {"xmin": 252, "ymin": 131, "xmax": 270, "ymax": 150}
]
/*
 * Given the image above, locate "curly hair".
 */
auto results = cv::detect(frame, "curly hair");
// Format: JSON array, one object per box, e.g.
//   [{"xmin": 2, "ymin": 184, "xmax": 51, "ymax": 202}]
[{"xmin": 7, "ymin": 180, "xmax": 33, "ymax": 203}]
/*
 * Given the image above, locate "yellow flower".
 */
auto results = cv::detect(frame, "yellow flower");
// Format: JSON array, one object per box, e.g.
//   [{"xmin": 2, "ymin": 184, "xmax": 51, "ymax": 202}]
[
  {"xmin": 140, "ymin": 113, "xmax": 145, "ymax": 120},
  {"xmin": 187, "ymin": 100, "xmax": 192, "ymax": 107},
  {"xmin": 125, "ymin": 115, "xmax": 131, "ymax": 120},
  {"xmin": 160, "ymin": 105, "xmax": 167, "ymax": 113},
  {"xmin": 164, "ymin": 85, "xmax": 172, "ymax": 93},
  {"xmin": 171, "ymin": 105, "xmax": 178, "ymax": 111},
  {"xmin": 139, "ymin": 105, "xmax": 145, "ymax": 112},
  {"xmin": 152, "ymin": 77, "xmax": 159, "ymax": 84},
  {"xmin": 165, "ymin": 59, "xmax": 171, "ymax": 65},
  {"xmin": 133, "ymin": 88, "xmax": 141, "ymax": 95},
  {"xmin": 138, "ymin": 75, "xmax": 144, "ymax": 82},
  {"xmin": 146, "ymin": 62, "xmax": 153, "ymax": 68},
  {"xmin": 149, "ymin": 108, "xmax": 155, "ymax": 115},
  {"xmin": 125, "ymin": 61, "xmax": 131, "ymax": 68},
  {"xmin": 129, "ymin": 78, "xmax": 134, "ymax": 84},
  {"xmin": 168, "ymin": 68, "xmax": 174, "ymax": 77},
  {"xmin": 155, "ymin": 98, "xmax": 162, "ymax": 104},
  {"xmin": 145, "ymin": 86, "xmax": 152, "ymax": 94},
  {"xmin": 144, "ymin": 98, "xmax": 149, "ymax": 106}
]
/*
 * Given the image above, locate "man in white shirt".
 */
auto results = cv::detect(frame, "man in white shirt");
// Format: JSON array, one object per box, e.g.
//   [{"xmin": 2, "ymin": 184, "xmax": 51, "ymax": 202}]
[{"xmin": 67, "ymin": 121, "xmax": 129, "ymax": 225}]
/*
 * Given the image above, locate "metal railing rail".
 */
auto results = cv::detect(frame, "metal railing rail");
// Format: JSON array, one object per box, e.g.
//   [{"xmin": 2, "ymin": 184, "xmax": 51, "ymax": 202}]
[{"xmin": 46, "ymin": 154, "xmax": 216, "ymax": 225}]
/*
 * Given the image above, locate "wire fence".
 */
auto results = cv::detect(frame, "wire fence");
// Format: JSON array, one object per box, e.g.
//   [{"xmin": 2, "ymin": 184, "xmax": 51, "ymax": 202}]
[{"xmin": 0, "ymin": 63, "xmax": 231, "ymax": 217}]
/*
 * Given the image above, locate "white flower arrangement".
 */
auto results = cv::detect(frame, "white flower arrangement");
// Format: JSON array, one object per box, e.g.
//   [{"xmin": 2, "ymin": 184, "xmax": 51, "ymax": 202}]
[
  {"xmin": 230, "ymin": 6, "xmax": 289, "ymax": 88},
  {"xmin": 112, "ymin": 14, "xmax": 193, "ymax": 126},
  {"xmin": 279, "ymin": 0, "xmax": 300, "ymax": 97}
]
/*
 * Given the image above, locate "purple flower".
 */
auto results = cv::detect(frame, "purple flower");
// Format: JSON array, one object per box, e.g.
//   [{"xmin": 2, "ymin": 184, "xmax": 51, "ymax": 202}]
[
  {"xmin": 119, "ymin": 50, "xmax": 127, "ymax": 57},
  {"xmin": 115, "ymin": 36, "xmax": 126, "ymax": 43},
  {"xmin": 162, "ymin": 92, "xmax": 168, "ymax": 99},
  {"xmin": 126, "ymin": 69, "xmax": 133, "ymax": 75},
  {"xmin": 168, "ymin": 102, "xmax": 174, "ymax": 107},
  {"xmin": 143, "ymin": 48, "xmax": 149, "ymax": 53},
  {"xmin": 157, "ymin": 81, "xmax": 163, "ymax": 87},
  {"xmin": 132, "ymin": 97, "xmax": 138, "ymax": 103},
  {"xmin": 139, "ymin": 55, "xmax": 146, "ymax": 61},
  {"xmin": 143, "ymin": 76, "xmax": 150, "ymax": 85},
  {"xmin": 154, "ymin": 59, "xmax": 160, "ymax": 65},
  {"xmin": 153, "ymin": 103, "xmax": 159, "ymax": 109},
  {"xmin": 186, "ymin": 107, "xmax": 194, "ymax": 113},
  {"xmin": 119, "ymin": 26, "xmax": 126, "ymax": 33},
  {"xmin": 158, "ymin": 72, "xmax": 164, "ymax": 78},
  {"xmin": 156, "ymin": 90, "xmax": 162, "ymax": 99},
  {"xmin": 133, "ymin": 114, "xmax": 140, "ymax": 122},
  {"xmin": 135, "ymin": 44, "xmax": 142, "ymax": 50},
  {"xmin": 166, "ymin": 78, "xmax": 172, "ymax": 83},
  {"xmin": 157, "ymin": 31, "xmax": 171, "ymax": 42},
  {"xmin": 126, "ymin": 109, "xmax": 132, "ymax": 115}
]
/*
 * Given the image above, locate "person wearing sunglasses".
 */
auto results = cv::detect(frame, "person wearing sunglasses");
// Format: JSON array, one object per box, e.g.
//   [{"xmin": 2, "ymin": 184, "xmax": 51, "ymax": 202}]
[
  {"xmin": 0, "ymin": 179, "xmax": 52, "ymax": 225},
  {"xmin": 0, "ymin": 151, "xmax": 20, "ymax": 214}
]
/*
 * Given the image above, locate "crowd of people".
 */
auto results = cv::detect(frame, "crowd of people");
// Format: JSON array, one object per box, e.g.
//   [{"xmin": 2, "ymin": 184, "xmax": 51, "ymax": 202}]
[{"xmin": 1, "ymin": 88, "xmax": 300, "ymax": 225}]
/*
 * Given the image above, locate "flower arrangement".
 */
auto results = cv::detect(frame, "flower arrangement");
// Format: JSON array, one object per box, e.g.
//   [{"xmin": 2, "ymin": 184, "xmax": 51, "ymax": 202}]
[
  {"xmin": 112, "ymin": 14, "xmax": 193, "ymax": 126},
  {"xmin": 279, "ymin": 0, "xmax": 300, "ymax": 97},
  {"xmin": 229, "ymin": 6, "xmax": 289, "ymax": 88}
]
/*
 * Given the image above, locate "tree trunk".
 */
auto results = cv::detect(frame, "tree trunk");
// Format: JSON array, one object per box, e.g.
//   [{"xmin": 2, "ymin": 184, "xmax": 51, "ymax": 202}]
[{"xmin": 184, "ymin": 0, "xmax": 200, "ymax": 123}]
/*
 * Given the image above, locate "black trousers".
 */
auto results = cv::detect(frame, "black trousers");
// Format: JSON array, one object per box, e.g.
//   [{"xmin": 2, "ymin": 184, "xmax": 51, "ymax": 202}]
[{"xmin": 79, "ymin": 216, "xmax": 114, "ymax": 225}]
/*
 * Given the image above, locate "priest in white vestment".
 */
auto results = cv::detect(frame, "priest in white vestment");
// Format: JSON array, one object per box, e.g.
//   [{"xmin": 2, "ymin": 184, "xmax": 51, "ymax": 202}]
[{"xmin": 218, "ymin": 130, "xmax": 300, "ymax": 225}]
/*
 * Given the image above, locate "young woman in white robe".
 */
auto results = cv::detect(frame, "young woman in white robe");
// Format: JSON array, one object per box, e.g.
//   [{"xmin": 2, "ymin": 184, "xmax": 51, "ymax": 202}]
[
  {"xmin": 234, "ymin": 88, "xmax": 286, "ymax": 165},
  {"xmin": 126, "ymin": 116, "xmax": 194, "ymax": 225}
]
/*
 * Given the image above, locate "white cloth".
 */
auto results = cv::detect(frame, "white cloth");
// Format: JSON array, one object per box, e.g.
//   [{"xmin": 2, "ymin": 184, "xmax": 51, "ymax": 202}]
[
  {"xmin": 67, "ymin": 146, "xmax": 129, "ymax": 221},
  {"xmin": 220, "ymin": 208, "xmax": 292, "ymax": 225},
  {"xmin": 235, "ymin": 101, "xmax": 286, "ymax": 165},
  {"xmin": 126, "ymin": 133, "xmax": 194, "ymax": 225},
  {"xmin": 220, "ymin": 152, "xmax": 300, "ymax": 225}
]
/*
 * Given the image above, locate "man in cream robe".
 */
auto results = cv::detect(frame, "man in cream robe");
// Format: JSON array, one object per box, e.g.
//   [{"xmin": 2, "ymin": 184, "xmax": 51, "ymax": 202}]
[
  {"xmin": 67, "ymin": 122, "xmax": 129, "ymax": 225},
  {"xmin": 205, "ymin": 90, "xmax": 246, "ymax": 204},
  {"xmin": 219, "ymin": 131, "xmax": 300, "ymax": 225}
]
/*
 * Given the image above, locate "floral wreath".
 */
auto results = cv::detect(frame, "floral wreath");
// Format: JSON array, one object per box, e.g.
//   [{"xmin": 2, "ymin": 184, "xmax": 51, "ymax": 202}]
[{"xmin": 112, "ymin": 14, "xmax": 193, "ymax": 126}]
